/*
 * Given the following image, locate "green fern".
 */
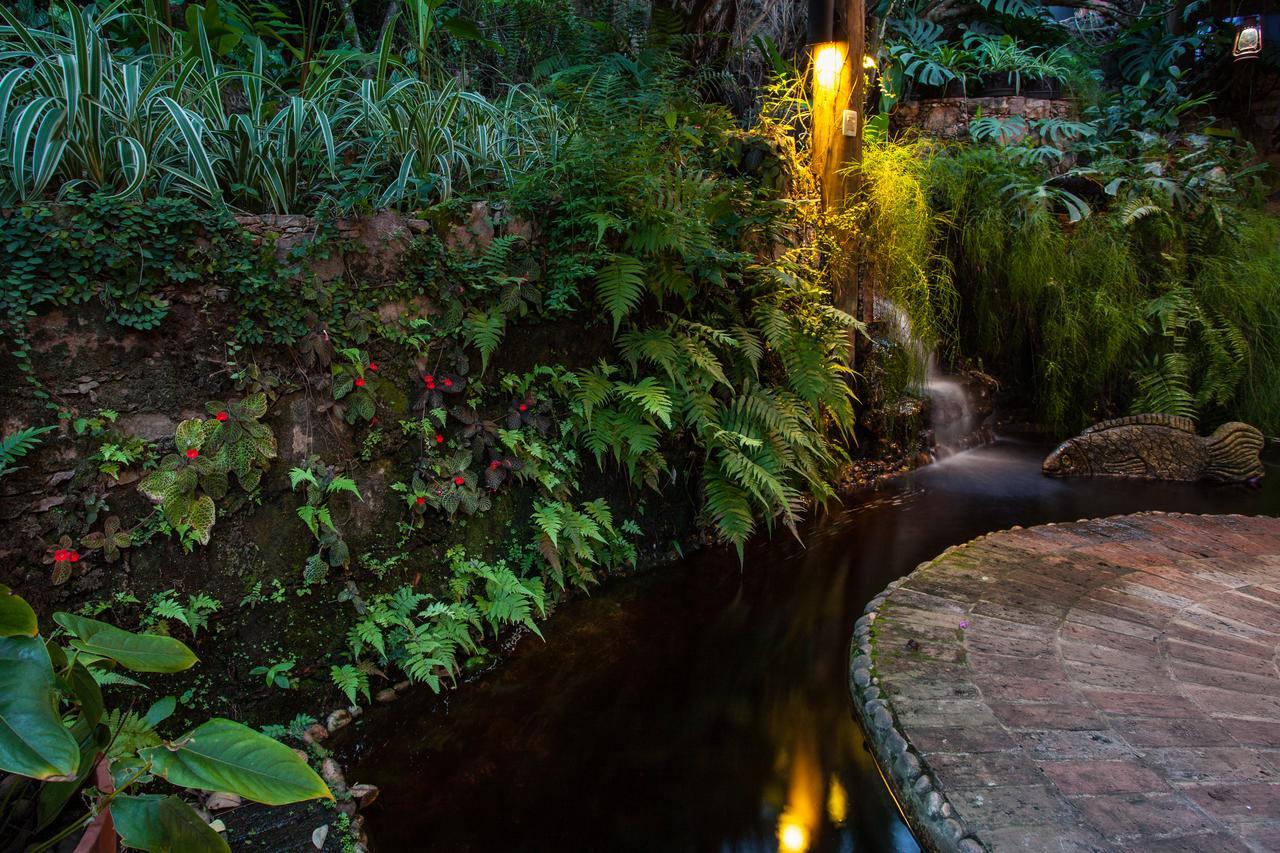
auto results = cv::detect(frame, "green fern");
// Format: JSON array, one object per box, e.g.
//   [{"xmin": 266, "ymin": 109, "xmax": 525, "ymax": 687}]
[
  {"xmin": 595, "ymin": 254, "xmax": 646, "ymax": 334},
  {"xmin": 0, "ymin": 424, "xmax": 55, "ymax": 478}
]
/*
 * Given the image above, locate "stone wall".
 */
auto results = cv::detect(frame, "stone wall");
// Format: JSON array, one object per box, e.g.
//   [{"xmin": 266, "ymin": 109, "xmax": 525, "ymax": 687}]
[
  {"xmin": 893, "ymin": 95, "xmax": 1075, "ymax": 141},
  {"xmin": 232, "ymin": 202, "xmax": 534, "ymax": 285}
]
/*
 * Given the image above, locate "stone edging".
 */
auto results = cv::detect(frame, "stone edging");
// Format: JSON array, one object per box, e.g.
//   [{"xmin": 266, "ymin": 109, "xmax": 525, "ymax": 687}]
[{"xmin": 848, "ymin": 544, "xmax": 995, "ymax": 853}]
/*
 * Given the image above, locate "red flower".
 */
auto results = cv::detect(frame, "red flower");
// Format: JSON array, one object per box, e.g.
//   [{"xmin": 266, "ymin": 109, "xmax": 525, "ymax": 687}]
[
  {"xmin": 453, "ymin": 476, "xmax": 465, "ymax": 486},
  {"xmin": 518, "ymin": 403, "xmax": 527, "ymax": 412},
  {"xmin": 490, "ymin": 460, "xmax": 501, "ymax": 469},
  {"xmin": 215, "ymin": 411, "xmax": 228, "ymax": 422},
  {"xmin": 355, "ymin": 377, "xmax": 366, "ymax": 387},
  {"xmin": 371, "ymin": 417, "xmax": 379, "ymax": 426},
  {"xmin": 53, "ymin": 549, "xmax": 68, "ymax": 562},
  {"xmin": 424, "ymin": 373, "xmax": 435, "ymax": 385},
  {"xmin": 68, "ymin": 551, "xmax": 79, "ymax": 563},
  {"xmin": 368, "ymin": 362, "xmax": 379, "ymax": 372},
  {"xmin": 435, "ymin": 434, "xmax": 444, "ymax": 444},
  {"xmin": 186, "ymin": 448, "xmax": 199, "ymax": 459},
  {"xmin": 416, "ymin": 496, "xmax": 426, "ymax": 505},
  {"xmin": 443, "ymin": 378, "xmax": 453, "ymax": 388}
]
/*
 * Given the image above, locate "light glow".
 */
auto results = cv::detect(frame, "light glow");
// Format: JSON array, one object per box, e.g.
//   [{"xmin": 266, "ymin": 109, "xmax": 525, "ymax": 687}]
[
  {"xmin": 862, "ymin": 54, "xmax": 878, "ymax": 70},
  {"xmin": 1234, "ymin": 17, "xmax": 1263, "ymax": 60},
  {"xmin": 812, "ymin": 42, "xmax": 847, "ymax": 92},
  {"xmin": 778, "ymin": 819, "xmax": 809, "ymax": 853}
]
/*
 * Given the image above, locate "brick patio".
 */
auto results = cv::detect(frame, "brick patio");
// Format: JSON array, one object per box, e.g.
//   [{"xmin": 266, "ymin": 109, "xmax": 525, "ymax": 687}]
[{"xmin": 850, "ymin": 513, "xmax": 1280, "ymax": 852}]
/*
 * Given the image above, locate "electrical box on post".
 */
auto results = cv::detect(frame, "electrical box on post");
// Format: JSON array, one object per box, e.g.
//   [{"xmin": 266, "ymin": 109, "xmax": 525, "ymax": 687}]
[{"xmin": 842, "ymin": 109, "xmax": 858, "ymax": 137}]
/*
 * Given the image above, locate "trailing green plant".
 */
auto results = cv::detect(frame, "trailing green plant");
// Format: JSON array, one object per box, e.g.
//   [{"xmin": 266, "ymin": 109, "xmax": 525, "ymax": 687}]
[
  {"xmin": 289, "ymin": 457, "xmax": 364, "ymax": 585},
  {"xmin": 0, "ymin": 586, "xmax": 329, "ymax": 851}
]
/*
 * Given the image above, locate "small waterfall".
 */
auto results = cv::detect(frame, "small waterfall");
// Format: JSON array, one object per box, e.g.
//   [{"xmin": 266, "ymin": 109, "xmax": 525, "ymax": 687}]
[{"xmin": 878, "ymin": 299, "xmax": 984, "ymax": 457}]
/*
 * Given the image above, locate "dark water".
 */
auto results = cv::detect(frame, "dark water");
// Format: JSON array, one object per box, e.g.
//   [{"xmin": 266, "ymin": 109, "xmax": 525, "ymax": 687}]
[{"xmin": 343, "ymin": 436, "xmax": 1280, "ymax": 853}]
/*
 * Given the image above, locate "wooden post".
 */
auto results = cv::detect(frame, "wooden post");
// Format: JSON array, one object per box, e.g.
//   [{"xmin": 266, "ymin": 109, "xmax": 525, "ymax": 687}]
[{"xmin": 847, "ymin": 0, "xmax": 872, "ymax": 344}]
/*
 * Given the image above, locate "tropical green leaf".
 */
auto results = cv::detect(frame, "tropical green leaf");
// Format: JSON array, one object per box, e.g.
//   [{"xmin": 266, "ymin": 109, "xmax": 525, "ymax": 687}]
[
  {"xmin": 142, "ymin": 718, "xmax": 332, "ymax": 805},
  {"xmin": 0, "ymin": 648, "xmax": 80, "ymax": 779},
  {"xmin": 53, "ymin": 613, "xmax": 197, "ymax": 673},
  {"xmin": 112, "ymin": 794, "xmax": 230, "ymax": 853},
  {"xmin": 0, "ymin": 584, "xmax": 37, "ymax": 637}
]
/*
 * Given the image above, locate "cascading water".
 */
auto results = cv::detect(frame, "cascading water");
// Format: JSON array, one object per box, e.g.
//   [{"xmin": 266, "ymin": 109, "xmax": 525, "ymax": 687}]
[{"xmin": 878, "ymin": 298, "xmax": 986, "ymax": 456}]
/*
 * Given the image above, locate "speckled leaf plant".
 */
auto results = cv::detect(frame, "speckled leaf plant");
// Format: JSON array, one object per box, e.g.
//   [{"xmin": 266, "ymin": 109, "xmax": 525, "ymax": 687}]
[
  {"xmin": 138, "ymin": 419, "xmax": 223, "ymax": 547},
  {"xmin": 80, "ymin": 515, "xmax": 131, "ymax": 563},
  {"xmin": 331, "ymin": 348, "xmax": 379, "ymax": 424},
  {"xmin": 396, "ymin": 449, "xmax": 492, "ymax": 522},
  {"xmin": 203, "ymin": 393, "xmax": 277, "ymax": 492}
]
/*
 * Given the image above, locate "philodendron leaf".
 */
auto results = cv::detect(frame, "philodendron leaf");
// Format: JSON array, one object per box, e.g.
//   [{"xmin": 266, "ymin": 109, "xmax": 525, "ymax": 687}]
[
  {"xmin": 0, "ymin": 584, "xmax": 37, "ymax": 637},
  {"xmin": 0, "ymin": 652, "xmax": 80, "ymax": 779},
  {"xmin": 141, "ymin": 718, "xmax": 332, "ymax": 805},
  {"xmin": 53, "ymin": 613, "xmax": 197, "ymax": 673},
  {"xmin": 112, "ymin": 794, "xmax": 230, "ymax": 853}
]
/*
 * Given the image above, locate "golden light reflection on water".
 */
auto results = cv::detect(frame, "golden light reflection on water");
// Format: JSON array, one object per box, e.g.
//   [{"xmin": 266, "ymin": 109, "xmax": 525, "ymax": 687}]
[{"xmin": 827, "ymin": 775, "xmax": 849, "ymax": 826}]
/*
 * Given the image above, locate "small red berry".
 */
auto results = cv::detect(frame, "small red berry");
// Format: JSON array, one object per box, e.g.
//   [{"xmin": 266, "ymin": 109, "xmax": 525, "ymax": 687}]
[
  {"xmin": 416, "ymin": 496, "xmax": 426, "ymax": 505},
  {"xmin": 368, "ymin": 362, "xmax": 378, "ymax": 372},
  {"xmin": 186, "ymin": 448, "xmax": 199, "ymax": 459},
  {"xmin": 215, "ymin": 411, "xmax": 228, "ymax": 422},
  {"xmin": 453, "ymin": 476, "xmax": 465, "ymax": 486},
  {"xmin": 355, "ymin": 377, "xmax": 366, "ymax": 387}
]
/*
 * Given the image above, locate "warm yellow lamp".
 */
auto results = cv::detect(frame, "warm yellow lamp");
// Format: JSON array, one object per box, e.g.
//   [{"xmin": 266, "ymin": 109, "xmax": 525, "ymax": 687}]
[
  {"xmin": 778, "ymin": 818, "xmax": 810, "ymax": 852},
  {"xmin": 813, "ymin": 42, "xmax": 847, "ymax": 92},
  {"xmin": 1234, "ymin": 16, "xmax": 1263, "ymax": 60}
]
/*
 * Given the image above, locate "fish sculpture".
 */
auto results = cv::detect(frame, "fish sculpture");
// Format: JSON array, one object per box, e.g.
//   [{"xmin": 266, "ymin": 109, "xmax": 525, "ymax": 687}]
[{"xmin": 1043, "ymin": 414, "xmax": 1265, "ymax": 483}]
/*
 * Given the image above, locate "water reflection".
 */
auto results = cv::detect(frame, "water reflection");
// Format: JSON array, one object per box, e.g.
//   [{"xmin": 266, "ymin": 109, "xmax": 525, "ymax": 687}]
[{"xmin": 343, "ymin": 437, "xmax": 1279, "ymax": 852}]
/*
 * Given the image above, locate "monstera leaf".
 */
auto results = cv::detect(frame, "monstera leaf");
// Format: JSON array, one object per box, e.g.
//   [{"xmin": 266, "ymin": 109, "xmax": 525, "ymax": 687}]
[{"xmin": 142, "ymin": 719, "xmax": 331, "ymax": 805}]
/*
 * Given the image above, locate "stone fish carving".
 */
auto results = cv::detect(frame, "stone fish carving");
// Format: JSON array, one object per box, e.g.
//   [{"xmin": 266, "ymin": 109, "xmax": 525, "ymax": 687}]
[{"xmin": 1043, "ymin": 414, "xmax": 1265, "ymax": 483}]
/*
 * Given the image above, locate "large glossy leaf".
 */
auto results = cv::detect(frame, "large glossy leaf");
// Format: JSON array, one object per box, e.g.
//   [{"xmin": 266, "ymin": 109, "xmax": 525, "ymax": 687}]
[
  {"xmin": 141, "ymin": 719, "xmax": 331, "ymax": 805},
  {"xmin": 67, "ymin": 660, "xmax": 104, "ymax": 727},
  {"xmin": 0, "ymin": 656, "xmax": 80, "ymax": 779},
  {"xmin": 112, "ymin": 794, "xmax": 230, "ymax": 853},
  {"xmin": 0, "ymin": 584, "xmax": 37, "ymax": 637},
  {"xmin": 53, "ymin": 613, "xmax": 197, "ymax": 673}
]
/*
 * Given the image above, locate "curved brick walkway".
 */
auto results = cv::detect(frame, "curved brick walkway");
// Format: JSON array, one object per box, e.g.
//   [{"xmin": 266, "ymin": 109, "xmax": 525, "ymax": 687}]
[{"xmin": 850, "ymin": 513, "xmax": 1280, "ymax": 853}]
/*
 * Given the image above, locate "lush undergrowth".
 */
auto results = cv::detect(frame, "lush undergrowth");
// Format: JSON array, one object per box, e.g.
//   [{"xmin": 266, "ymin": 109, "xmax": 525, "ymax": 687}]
[
  {"xmin": 0, "ymin": 14, "xmax": 858, "ymax": 839},
  {"xmin": 2, "ymin": 0, "xmax": 1278, "ymax": 848}
]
